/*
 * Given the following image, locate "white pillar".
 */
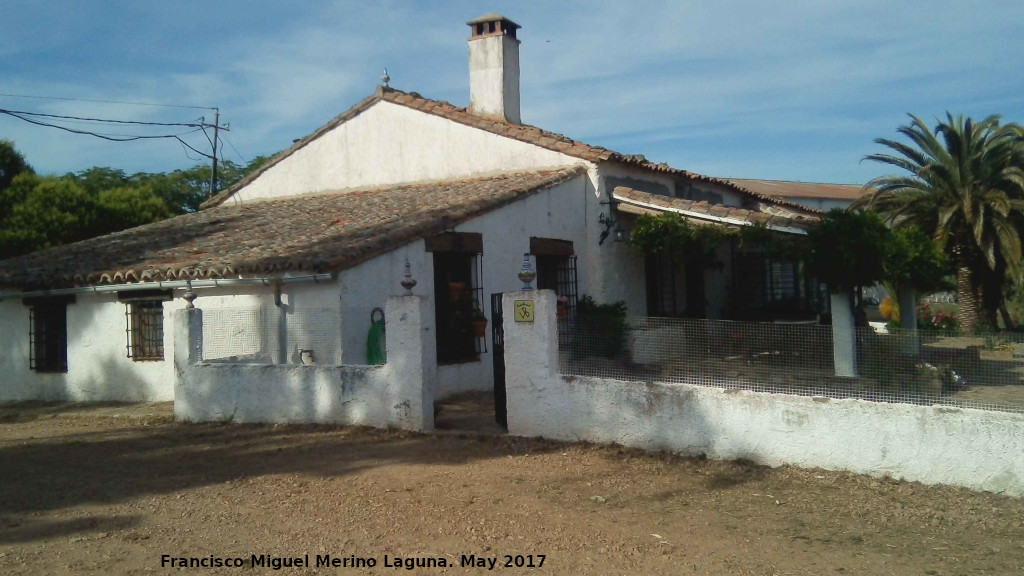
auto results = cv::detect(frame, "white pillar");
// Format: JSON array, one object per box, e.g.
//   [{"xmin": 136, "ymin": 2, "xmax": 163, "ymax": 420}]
[
  {"xmin": 384, "ymin": 295, "xmax": 436, "ymax": 431},
  {"xmin": 831, "ymin": 292, "xmax": 857, "ymax": 377},
  {"xmin": 502, "ymin": 290, "xmax": 558, "ymax": 435},
  {"xmin": 898, "ymin": 286, "xmax": 920, "ymax": 356},
  {"xmin": 172, "ymin": 308, "xmax": 204, "ymax": 420}
]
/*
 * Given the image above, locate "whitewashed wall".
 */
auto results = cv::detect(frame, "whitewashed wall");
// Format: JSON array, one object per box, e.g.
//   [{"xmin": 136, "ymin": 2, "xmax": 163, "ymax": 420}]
[
  {"xmin": 503, "ymin": 290, "xmax": 1024, "ymax": 496},
  {"xmin": 232, "ymin": 100, "xmax": 586, "ymax": 203},
  {"xmin": 175, "ymin": 295, "xmax": 435, "ymax": 430},
  {"xmin": 0, "ymin": 278, "xmax": 344, "ymax": 402},
  {"xmin": 337, "ymin": 241, "xmax": 430, "ymax": 365},
  {"xmin": 0, "ymin": 294, "xmax": 181, "ymax": 402}
]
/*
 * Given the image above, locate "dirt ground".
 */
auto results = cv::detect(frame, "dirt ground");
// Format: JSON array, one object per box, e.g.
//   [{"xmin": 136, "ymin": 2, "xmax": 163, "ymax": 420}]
[{"xmin": 0, "ymin": 403, "xmax": 1022, "ymax": 575}]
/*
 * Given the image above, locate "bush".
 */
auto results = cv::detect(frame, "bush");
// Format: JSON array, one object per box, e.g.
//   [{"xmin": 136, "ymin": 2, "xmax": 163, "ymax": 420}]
[{"xmin": 575, "ymin": 296, "xmax": 627, "ymax": 359}]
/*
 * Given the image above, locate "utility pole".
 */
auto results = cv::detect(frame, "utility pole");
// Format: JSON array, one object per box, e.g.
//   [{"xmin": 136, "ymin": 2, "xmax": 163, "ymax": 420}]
[{"xmin": 209, "ymin": 108, "xmax": 220, "ymax": 198}]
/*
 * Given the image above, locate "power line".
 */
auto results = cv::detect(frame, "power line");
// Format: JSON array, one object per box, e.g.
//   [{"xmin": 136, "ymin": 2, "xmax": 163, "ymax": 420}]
[
  {"xmin": 177, "ymin": 136, "xmax": 214, "ymax": 161},
  {"xmin": 1, "ymin": 102, "xmax": 228, "ymax": 192},
  {"xmin": 0, "ymin": 92, "xmax": 214, "ymax": 111},
  {"xmin": 0, "ymin": 109, "xmax": 206, "ymax": 143},
  {"xmin": 0, "ymin": 108, "xmax": 209, "ymax": 128},
  {"xmin": 177, "ymin": 139, "xmax": 204, "ymax": 163},
  {"xmin": 222, "ymin": 134, "xmax": 248, "ymax": 164}
]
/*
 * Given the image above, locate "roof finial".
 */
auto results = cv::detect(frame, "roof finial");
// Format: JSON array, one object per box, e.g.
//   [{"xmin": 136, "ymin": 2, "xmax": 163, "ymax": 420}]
[
  {"xmin": 381, "ymin": 67, "xmax": 390, "ymax": 88},
  {"xmin": 400, "ymin": 258, "xmax": 417, "ymax": 295}
]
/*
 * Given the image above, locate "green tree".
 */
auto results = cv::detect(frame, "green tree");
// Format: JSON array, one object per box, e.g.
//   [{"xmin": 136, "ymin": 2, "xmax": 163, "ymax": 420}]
[
  {"xmin": 0, "ymin": 139, "xmax": 34, "ymax": 191},
  {"xmin": 131, "ymin": 156, "xmax": 272, "ymax": 213},
  {"xmin": 857, "ymin": 114, "xmax": 1024, "ymax": 332},
  {"xmin": 97, "ymin": 186, "xmax": 173, "ymax": 230},
  {"xmin": 0, "ymin": 145, "xmax": 276, "ymax": 258},
  {"xmin": 66, "ymin": 167, "xmax": 129, "ymax": 196},
  {"xmin": 0, "ymin": 172, "xmax": 41, "ymax": 221},
  {"xmin": 807, "ymin": 209, "xmax": 891, "ymax": 294},
  {"xmin": 883, "ymin": 226, "xmax": 950, "ymax": 294},
  {"xmin": 0, "ymin": 178, "xmax": 102, "ymax": 258}
]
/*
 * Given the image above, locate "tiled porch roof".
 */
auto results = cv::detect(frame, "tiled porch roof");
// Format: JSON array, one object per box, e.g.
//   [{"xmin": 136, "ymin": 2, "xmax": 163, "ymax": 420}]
[
  {"xmin": 0, "ymin": 168, "xmax": 582, "ymax": 290},
  {"xmin": 612, "ymin": 187, "xmax": 820, "ymax": 234},
  {"xmin": 724, "ymin": 178, "xmax": 870, "ymax": 201}
]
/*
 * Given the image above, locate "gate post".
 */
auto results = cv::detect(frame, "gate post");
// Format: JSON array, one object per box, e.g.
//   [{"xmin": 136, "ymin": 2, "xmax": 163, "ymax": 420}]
[
  {"xmin": 384, "ymin": 295, "xmax": 436, "ymax": 430},
  {"xmin": 173, "ymin": 308, "xmax": 204, "ymax": 421},
  {"xmin": 501, "ymin": 290, "xmax": 557, "ymax": 435}
]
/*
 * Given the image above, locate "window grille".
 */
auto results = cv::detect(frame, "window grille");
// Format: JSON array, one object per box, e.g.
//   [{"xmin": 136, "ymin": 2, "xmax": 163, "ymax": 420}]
[
  {"xmin": 125, "ymin": 301, "xmax": 165, "ymax": 360},
  {"xmin": 536, "ymin": 254, "xmax": 579, "ymax": 320},
  {"xmin": 27, "ymin": 299, "xmax": 70, "ymax": 372},
  {"xmin": 735, "ymin": 253, "xmax": 821, "ymax": 320},
  {"xmin": 645, "ymin": 253, "xmax": 682, "ymax": 317},
  {"xmin": 471, "ymin": 253, "xmax": 486, "ymax": 355}
]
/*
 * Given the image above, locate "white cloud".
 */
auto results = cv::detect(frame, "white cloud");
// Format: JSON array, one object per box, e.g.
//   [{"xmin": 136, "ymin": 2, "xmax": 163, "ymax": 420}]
[{"xmin": 2, "ymin": 0, "xmax": 1023, "ymax": 183}]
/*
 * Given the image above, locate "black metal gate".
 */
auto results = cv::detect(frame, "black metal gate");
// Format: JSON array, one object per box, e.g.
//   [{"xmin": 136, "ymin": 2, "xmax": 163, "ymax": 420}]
[{"xmin": 491, "ymin": 292, "xmax": 507, "ymax": 429}]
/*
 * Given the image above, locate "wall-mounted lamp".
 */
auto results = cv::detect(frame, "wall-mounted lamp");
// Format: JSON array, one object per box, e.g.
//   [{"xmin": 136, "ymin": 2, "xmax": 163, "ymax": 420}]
[{"xmin": 598, "ymin": 201, "xmax": 625, "ymax": 245}]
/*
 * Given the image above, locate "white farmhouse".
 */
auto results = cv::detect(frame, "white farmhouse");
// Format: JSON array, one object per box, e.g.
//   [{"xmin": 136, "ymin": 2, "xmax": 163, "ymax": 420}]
[{"xmin": 0, "ymin": 15, "xmax": 820, "ymax": 409}]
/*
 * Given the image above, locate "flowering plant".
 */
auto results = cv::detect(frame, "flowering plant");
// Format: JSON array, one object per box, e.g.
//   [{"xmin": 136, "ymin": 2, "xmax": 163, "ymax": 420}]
[{"xmin": 918, "ymin": 303, "xmax": 957, "ymax": 331}]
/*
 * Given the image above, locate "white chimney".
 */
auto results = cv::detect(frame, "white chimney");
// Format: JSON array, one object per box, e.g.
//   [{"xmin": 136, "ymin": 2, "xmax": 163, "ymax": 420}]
[{"xmin": 467, "ymin": 14, "xmax": 521, "ymax": 125}]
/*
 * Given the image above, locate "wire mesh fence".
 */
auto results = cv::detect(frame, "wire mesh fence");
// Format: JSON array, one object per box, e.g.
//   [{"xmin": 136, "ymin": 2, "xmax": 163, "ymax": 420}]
[
  {"xmin": 558, "ymin": 316, "xmax": 1024, "ymax": 413},
  {"xmin": 201, "ymin": 307, "xmax": 343, "ymax": 365}
]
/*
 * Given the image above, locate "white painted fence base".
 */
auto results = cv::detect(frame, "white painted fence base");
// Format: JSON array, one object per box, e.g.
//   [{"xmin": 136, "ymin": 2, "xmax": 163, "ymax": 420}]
[
  {"xmin": 174, "ymin": 295, "xmax": 435, "ymax": 430},
  {"xmin": 502, "ymin": 290, "xmax": 1024, "ymax": 496}
]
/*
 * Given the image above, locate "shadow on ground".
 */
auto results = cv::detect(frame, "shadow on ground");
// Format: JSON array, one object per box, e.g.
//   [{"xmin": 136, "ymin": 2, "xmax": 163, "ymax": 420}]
[
  {"xmin": 0, "ymin": 515, "xmax": 142, "ymax": 545},
  {"xmin": 0, "ymin": 408, "xmax": 559, "ymax": 545},
  {"xmin": 0, "ymin": 401, "xmax": 170, "ymax": 423},
  {"xmin": 434, "ymin": 391, "xmax": 505, "ymax": 435}
]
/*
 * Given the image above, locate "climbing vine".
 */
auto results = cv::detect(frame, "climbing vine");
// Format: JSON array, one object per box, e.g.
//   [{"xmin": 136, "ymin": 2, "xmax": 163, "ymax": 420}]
[{"xmin": 630, "ymin": 213, "xmax": 810, "ymax": 263}]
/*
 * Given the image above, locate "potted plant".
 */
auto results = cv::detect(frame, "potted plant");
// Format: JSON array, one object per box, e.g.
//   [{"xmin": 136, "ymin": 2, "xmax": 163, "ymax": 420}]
[
  {"xmin": 448, "ymin": 281, "xmax": 468, "ymax": 301},
  {"xmin": 556, "ymin": 295, "xmax": 569, "ymax": 319},
  {"xmin": 472, "ymin": 307, "xmax": 488, "ymax": 338}
]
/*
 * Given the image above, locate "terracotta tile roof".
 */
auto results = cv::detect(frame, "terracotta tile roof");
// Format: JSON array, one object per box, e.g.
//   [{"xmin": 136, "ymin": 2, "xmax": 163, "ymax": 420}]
[
  {"xmin": 202, "ymin": 87, "xmax": 809, "ymax": 212},
  {"xmin": 0, "ymin": 168, "xmax": 582, "ymax": 290},
  {"xmin": 724, "ymin": 178, "xmax": 871, "ymax": 201},
  {"xmin": 612, "ymin": 187, "xmax": 819, "ymax": 233}
]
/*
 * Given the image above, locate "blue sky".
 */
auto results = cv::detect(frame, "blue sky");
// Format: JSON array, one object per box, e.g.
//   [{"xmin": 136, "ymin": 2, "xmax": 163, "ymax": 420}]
[{"xmin": 2, "ymin": 0, "xmax": 1023, "ymax": 184}]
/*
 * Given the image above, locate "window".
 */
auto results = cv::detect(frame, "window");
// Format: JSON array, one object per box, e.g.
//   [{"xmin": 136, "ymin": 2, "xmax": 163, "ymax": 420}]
[
  {"xmin": 531, "ymin": 237, "xmax": 578, "ymax": 321},
  {"xmin": 120, "ymin": 291, "xmax": 171, "ymax": 361},
  {"xmin": 126, "ymin": 301, "xmax": 165, "ymax": 360},
  {"xmin": 644, "ymin": 251, "xmax": 706, "ymax": 318},
  {"xmin": 427, "ymin": 232, "xmax": 484, "ymax": 364},
  {"xmin": 645, "ymin": 253, "xmax": 678, "ymax": 317},
  {"xmin": 25, "ymin": 296, "xmax": 73, "ymax": 373},
  {"xmin": 734, "ymin": 253, "xmax": 821, "ymax": 320}
]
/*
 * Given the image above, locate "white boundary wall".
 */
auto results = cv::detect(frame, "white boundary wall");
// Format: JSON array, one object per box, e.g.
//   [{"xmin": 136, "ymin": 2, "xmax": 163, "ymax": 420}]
[
  {"xmin": 503, "ymin": 290, "xmax": 1024, "ymax": 496},
  {"xmin": 174, "ymin": 295, "xmax": 435, "ymax": 430}
]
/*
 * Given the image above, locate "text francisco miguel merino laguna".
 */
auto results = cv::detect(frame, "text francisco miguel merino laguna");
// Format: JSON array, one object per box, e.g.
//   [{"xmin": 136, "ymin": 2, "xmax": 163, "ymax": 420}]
[{"xmin": 161, "ymin": 553, "xmax": 547, "ymax": 570}]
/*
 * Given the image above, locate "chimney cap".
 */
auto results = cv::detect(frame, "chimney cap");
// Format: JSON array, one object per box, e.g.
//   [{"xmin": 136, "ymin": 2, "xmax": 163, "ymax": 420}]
[{"xmin": 466, "ymin": 13, "xmax": 521, "ymax": 29}]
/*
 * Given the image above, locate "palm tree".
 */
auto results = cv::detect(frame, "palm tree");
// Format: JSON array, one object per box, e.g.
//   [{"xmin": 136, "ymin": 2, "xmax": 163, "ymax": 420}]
[{"xmin": 856, "ymin": 114, "xmax": 1024, "ymax": 332}]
